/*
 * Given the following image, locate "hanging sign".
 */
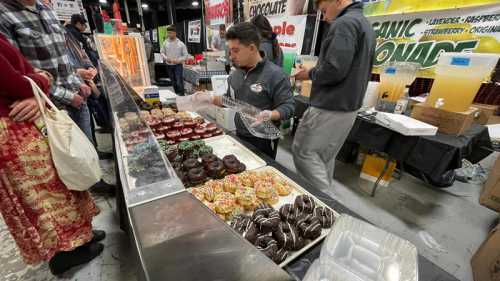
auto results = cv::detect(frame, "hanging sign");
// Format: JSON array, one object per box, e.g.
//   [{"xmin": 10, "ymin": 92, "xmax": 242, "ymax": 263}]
[
  {"xmin": 369, "ymin": 4, "xmax": 500, "ymax": 78},
  {"xmin": 204, "ymin": 0, "xmax": 232, "ymax": 26},
  {"xmin": 44, "ymin": 0, "xmax": 88, "ymax": 22},
  {"xmin": 243, "ymin": 0, "xmax": 310, "ymax": 19},
  {"xmin": 267, "ymin": 15, "xmax": 307, "ymax": 53},
  {"xmin": 362, "ymin": 0, "xmax": 500, "ymax": 17},
  {"xmin": 188, "ymin": 20, "xmax": 202, "ymax": 43}
]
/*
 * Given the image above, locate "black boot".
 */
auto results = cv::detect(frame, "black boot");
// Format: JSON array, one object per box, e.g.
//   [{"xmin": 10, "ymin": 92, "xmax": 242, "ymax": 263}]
[
  {"xmin": 89, "ymin": 180, "xmax": 116, "ymax": 196},
  {"xmin": 49, "ymin": 241, "xmax": 104, "ymax": 276},
  {"xmin": 91, "ymin": 230, "xmax": 106, "ymax": 242}
]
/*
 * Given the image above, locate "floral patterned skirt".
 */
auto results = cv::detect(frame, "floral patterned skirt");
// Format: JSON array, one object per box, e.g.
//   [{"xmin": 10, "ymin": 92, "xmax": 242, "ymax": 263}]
[{"xmin": 0, "ymin": 118, "xmax": 98, "ymax": 265}]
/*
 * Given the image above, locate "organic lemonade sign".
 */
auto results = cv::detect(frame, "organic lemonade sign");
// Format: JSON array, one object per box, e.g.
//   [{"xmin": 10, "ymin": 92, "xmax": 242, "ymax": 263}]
[
  {"xmin": 368, "ymin": 4, "xmax": 500, "ymax": 78},
  {"xmin": 362, "ymin": 0, "xmax": 500, "ymax": 17}
]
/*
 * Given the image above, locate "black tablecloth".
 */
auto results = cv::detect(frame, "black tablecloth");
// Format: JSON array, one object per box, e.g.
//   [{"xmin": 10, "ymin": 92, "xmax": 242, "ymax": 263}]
[
  {"xmin": 294, "ymin": 96, "xmax": 493, "ymax": 187},
  {"xmin": 230, "ymin": 133, "xmax": 459, "ymax": 281}
]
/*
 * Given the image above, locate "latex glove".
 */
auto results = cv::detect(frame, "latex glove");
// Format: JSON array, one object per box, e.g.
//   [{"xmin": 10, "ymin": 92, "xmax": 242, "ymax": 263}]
[
  {"xmin": 79, "ymin": 83, "xmax": 92, "ymax": 99},
  {"xmin": 9, "ymin": 98, "xmax": 41, "ymax": 122},
  {"xmin": 251, "ymin": 110, "xmax": 273, "ymax": 127},
  {"xmin": 294, "ymin": 65, "xmax": 310, "ymax": 81},
  {"xmin": 176, "ymin": 91, "xmax": 214, "ymax": 112}
]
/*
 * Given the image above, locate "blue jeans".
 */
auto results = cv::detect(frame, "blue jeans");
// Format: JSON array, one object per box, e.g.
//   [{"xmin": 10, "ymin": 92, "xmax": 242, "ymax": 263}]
[
  {"xmin": 166, "ymin": 64, "xmax": 184, "ymax": 95},
  {"xmin": 67, "ymin": 103, "xmax": 94, "ymax": 145}
]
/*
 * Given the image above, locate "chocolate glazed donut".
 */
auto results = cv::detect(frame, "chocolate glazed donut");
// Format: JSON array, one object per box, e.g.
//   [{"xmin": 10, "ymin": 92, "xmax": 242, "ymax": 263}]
[
  {"xmin": 273, "ymin": 248, "xmax": 288, "ymax": 264},
  {"xmin": 279, "ymin": 204, "xmax": 300, "ymax": 224},
  {"xmin": 183, "ymin": 158, "xmax": 201, "ymax": 171},
  {"xmin": 230, "ymin": 215, "xmax": 259, "ymax": 244},
  {"xmin": 294, "ymin": 195, "xmax": 316, "ymax": 214},
  {"xmin": 252, "ymin": 207, "xmax": 281, "ymax": 234},
  {"xmin": 273, "ymin": 221, "xmax": 305, "ymax": 251},
  {"xmin": 296, "ymin": 214, "xmax": 322, "ymax": 240},
  {"xmin": 187, "ymin": 167, "xmax": 207, "ymax": 186},
  {"xmin": 313, "ymin": 206, "xmax": 335, "ymax": 228},
  {"xmin": 255, "ymin": 235, "xmax": 278, "ymax": 260},
  {"xmin": 207, "ymin": 160, "xmax": 226, "ymax": 179}
]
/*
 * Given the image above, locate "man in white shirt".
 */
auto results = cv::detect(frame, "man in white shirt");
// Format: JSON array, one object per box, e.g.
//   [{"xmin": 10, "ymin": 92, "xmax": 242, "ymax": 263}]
[{"xmin": 160, "ymin": 25, "xmax": 189, "ymax": 95}]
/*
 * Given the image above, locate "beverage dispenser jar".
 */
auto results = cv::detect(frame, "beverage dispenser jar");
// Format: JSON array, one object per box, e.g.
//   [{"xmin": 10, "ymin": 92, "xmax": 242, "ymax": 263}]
[
  {"xmin": 426, "ymin": 52, "xmax": 499, "ymax": 112},
  {"xmin": 376, "ymin": 62, "xmax": 419, "ymax": 113}
]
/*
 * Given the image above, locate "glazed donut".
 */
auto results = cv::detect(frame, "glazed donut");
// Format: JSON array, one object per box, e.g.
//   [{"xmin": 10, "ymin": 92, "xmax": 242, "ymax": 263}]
[
  {"xmin": 296, "ymin": 214, "xmax": 322, "ymax": 240},
  {"xmin": 222, "ymin": 154, "xmax": 238, "ymax": 162},
  {"xmin": 187, "ymin": 167, "xmax": 207, "ymax": 186},
  {"xmin": 239, "ymin": 171, "xmax": 258, "ymax": 187},
  {"xmin": 265, "ymin": 188, "xmax": 279, "ymax": 205},
  {"xmin": 294, "ymin": 195, "xmax": 316, "ymax": 214},
  {"xmin": 214, "ymin": 192, "xmax": 236, "ymax": 214},
  {"xmin": 190, "ymin": 187, "xmax": 205, "ymax": 201},
  {"xmin": 272, "ymin": 177, "xmax": 292, "ymax": 196},
  {"xmin": 252, "ymin": 206, "xmax": 281, "ymax": 233},
  {"xmin": 313, "ymin": 207, "xmax": 335, "ymax": 228},
  {"xmin": 207, "ymin": 160, "xmax": 226, "ymax": 179},
  {"xmin": 183, "ymin": 158, "xmax": 201, "ymax": 171},
  {"xmin": 273, "ymin": 248, "xmax": 288, "ymax": 264},
  {"xmin": 203, "ymin": 186, "xmax": 216, "ymax": 202},
  {"xmin": 223, "ymin": 174, "xmax": 241, "ymax": 194},
  {"xmin": 230, "ymin": 215, "xmax": 259, "ymax": 244},
  {"xmin": 279, "ymin": 204, "xmax": 300, "ymax": 224},
  {"xmin": 273, "ymin": 221, "xmax": 305, "ymax": 251},
  {"xmin": 204, "ymin": 179, "xmax": 224, "ymax": 194},
  {"xmin": 255, "ymin": 180, "xmax": 274, "ymax": 200},
  {"xmin": 235, "ymin": 186, "xmax": 257, "ymax": 210},
  {"xmin": 254, "ymin": 235, "xmax": 278, "ymax": 260}
]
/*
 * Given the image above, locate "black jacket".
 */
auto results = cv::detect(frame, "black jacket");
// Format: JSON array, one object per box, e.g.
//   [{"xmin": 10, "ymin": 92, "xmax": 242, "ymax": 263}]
[{"xmin": 309, "ymin": 2, "xmax": 376, "ymax": 112}]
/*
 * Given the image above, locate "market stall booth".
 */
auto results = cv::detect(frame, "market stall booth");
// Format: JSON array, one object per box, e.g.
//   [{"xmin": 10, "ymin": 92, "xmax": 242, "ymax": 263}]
[{"xmin": 95, "ymin": 32, "xmax": 463, "ymax": 281}]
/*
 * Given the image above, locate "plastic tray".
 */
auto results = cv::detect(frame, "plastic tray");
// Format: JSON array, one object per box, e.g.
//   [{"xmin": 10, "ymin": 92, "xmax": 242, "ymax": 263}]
[
  {"xmin": 319, "ymin": 215, "xmax": 418, "ymax": 281},
  {"xmin": 203, "ymin": 135, "xmax": 266, "ymax": 171},
  {"xmin": 250, "ymin": 166, "xmax": 341, "ymax": 267}
]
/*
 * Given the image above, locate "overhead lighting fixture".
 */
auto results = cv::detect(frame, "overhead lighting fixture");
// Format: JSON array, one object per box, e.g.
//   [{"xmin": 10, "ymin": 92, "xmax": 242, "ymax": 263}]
[
  {"xmin": 99, "ymin": 0, "xmax": 107, "ymax": 3},
  {"xmin": 192, "ymin": 1, "xmax": 199, "ymax": 7},
  {"xmin": 141, "ymin": 3, "xmax": 149, "ymax": 9}
]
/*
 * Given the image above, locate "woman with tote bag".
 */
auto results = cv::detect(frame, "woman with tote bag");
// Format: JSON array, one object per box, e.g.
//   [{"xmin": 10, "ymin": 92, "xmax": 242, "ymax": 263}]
[{"xmin": 0, "ymin": 33, "xmax": 104, "ymax": 275}]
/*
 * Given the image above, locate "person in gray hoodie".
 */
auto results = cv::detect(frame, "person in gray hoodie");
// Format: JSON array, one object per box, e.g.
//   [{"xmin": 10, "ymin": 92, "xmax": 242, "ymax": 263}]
[{"xmin": 293, "ymin": 0, "xmax": 376, "ymax": 191}]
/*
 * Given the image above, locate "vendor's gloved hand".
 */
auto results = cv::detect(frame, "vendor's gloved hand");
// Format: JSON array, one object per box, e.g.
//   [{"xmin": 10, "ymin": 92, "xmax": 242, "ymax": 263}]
[
  {"xmin": 192, "ymin": 91, "xmax": 214, "ymax": 105},
  {"xmin": 176, "ymin": 91, "xmax": 214, "ymax": 112},
  {"xmin": 251, "ymin": 110, "xmax": 273, "ymax": 127}
]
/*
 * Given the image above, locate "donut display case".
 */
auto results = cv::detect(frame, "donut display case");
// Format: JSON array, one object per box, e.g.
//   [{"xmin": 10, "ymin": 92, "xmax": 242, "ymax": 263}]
[{"xmin": 100, "ymin": 62, "xmax": 292, "ymax": 281}]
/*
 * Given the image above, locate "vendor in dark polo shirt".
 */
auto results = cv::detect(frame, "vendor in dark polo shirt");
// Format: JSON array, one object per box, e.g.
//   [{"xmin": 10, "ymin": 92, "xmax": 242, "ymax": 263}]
[{"xmin": 193, "ymin": 22, "xmax": 294, "ymax": 159}]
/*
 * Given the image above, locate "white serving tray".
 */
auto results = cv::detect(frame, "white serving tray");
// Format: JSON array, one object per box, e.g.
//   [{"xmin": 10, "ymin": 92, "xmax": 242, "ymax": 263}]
[
  {"xmin": 245, "ymin": 166, "xmax": 341, "ymax": 268},
  {"xmin": 203, "ymin": 135, "xmax": 266, "ymax": 171}
]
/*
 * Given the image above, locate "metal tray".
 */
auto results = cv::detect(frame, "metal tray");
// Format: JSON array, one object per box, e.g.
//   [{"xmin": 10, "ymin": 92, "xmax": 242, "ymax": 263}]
[
  {"xmin": 203, "ymin": 135, "xmax": 267, "ymax": 171},
  {"xmin": 249, "ymin": 166, "xmax": 340, "ymax": 267}
]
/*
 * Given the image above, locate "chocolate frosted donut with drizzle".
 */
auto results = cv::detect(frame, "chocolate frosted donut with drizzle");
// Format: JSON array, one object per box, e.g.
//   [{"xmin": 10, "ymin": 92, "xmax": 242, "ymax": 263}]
[
  {"xmin": 296, "ymin": 214, "xmax": 322, "ymax": 240},
  {"xmin": 294, "ymin": 195, "xmax": 316, "ymax": 214},
  {"xmin": 313, "ymin": 206, "xmax": 335, "ymax": 228},
  {"xmin": 273, "ymin": 221, "xmax": 305, "ymax": 251},
  {"xmin": 252, "ymin": 205, "xmax": 280, "ymax": 233}
]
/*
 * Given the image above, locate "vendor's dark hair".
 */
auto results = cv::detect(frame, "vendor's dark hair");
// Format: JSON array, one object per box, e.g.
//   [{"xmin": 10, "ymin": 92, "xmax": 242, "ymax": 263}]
[
  {"xmin": 225, "ymin": 22, "xmax": 260, "ymax": 48},
  {"xmin": 250, "ymin": 15, "xmax": 280, "ymax": 60},
  {"xmin": 167, "ymin": 25, "xmax": 176, "ymax": 32}
]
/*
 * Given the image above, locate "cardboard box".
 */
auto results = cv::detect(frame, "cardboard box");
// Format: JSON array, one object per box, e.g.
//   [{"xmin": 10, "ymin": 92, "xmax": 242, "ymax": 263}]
[
  {"xmin": 480, "ymin": 155, "xmax": 500, "ymax": 212},
  {"xmin": 473, "ymin": 103, "xmax": 500, "ymax": 125},
  {"xmin": 411, "ymin": 103, "xmax": 479, "ymax": 135},
  {"xmin": 360, "ymin": 154, "xmax": 397, "ymax": 188},
  {"xmin": 301, "ymin": 80, "xmax": 312, "ymax": 97},
  {"xmin": 471, "ymin": 224, "xmax": 500, "ymax": 281}
]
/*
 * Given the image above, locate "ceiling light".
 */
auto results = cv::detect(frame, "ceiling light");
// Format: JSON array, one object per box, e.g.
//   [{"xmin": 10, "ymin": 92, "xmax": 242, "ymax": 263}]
[
  {"xmin": 141, "ymin": 3, "xmax": 149, "ymax": 9},
  {"xmin": 99, "ymin": 0, "xmax": 107, "ymax": 3},
  {"xmin": 192, "ymin": 1, "xmax": 199, "ymax": 7}
]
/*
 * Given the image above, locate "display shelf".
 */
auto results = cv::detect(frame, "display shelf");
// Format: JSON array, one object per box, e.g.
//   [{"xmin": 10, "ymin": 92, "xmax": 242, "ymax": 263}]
[
  {"xmin": 100, "ymin": 62, "xmax": 183, "ymax": 207},
  {"xmin": 95, "ymin": 33, "xmax": 151, "ymax": 89}
]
